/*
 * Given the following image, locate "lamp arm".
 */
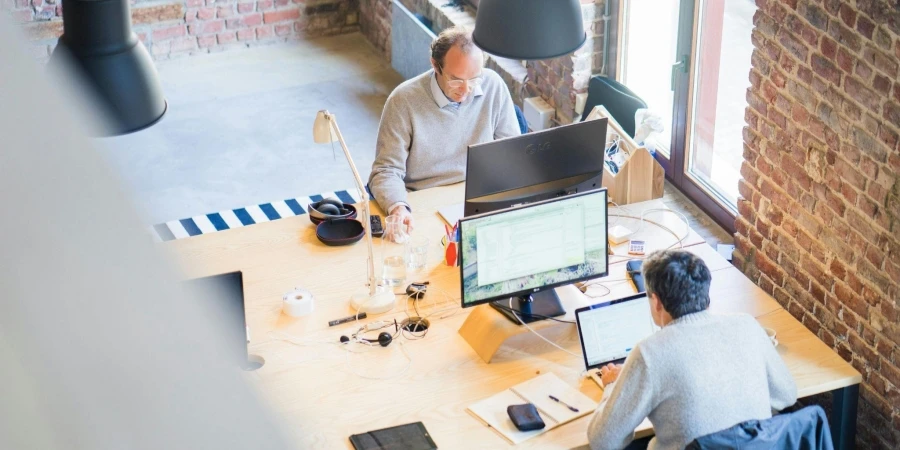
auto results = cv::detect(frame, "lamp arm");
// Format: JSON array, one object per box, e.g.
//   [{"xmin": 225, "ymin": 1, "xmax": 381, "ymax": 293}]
[{"xmin": 328, "ymin": 115, "xmax": 377, "ymax": 296}]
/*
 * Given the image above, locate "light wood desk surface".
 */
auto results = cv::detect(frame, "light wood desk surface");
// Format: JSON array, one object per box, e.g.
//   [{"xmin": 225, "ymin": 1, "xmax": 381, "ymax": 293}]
[{"xmin": 164, "ymin": 183, "xmax": 860, "ymax": 449}]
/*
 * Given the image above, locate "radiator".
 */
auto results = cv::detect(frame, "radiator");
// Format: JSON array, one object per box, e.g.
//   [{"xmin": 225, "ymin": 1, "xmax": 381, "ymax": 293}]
[{"xmin": 391, "ymin": 0, "xmax": 437, "ymax": 80}]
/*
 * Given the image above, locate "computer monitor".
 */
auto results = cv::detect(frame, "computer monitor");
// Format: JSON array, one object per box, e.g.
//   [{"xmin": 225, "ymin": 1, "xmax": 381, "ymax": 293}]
[
  {"xmin": 464, "ymin": 118, "xmax": 608, "ymax": 216},
  {"xmin": 458, "ymin": 188, "xmax": 609, "ymax": 324},
  {"xmin": 184, "ymin": 271, "xmax": 264, "ymax": 370}
]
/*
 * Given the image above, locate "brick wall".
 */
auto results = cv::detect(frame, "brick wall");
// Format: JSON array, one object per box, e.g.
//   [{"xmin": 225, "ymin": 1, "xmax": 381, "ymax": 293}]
[
  {"xmin": 2, "ymin": 0, "xmax": 360, "ymax": 61},
  {"xmin": 359, "ymin": 0, "xmax": 606, "ymax": 125},
  {"xmin": 736, "ymin": 0, "xmax": 900, "ymax": 448}
]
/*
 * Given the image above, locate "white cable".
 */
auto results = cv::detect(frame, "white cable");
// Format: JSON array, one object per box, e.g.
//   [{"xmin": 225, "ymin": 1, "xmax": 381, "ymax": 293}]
[{"xmin": 509, "ymin": 298, "xmax": 580, "ymax": 358}]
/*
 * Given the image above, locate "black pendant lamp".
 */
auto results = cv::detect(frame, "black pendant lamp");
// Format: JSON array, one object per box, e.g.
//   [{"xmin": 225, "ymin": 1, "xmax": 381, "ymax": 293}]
[
  {"xmin": 51, "ymin": 0, "xmax": 167, "ymax": 135},
  {"xmin": 473, "ymin": 0, "xmax": 587, "ymax": 60}
]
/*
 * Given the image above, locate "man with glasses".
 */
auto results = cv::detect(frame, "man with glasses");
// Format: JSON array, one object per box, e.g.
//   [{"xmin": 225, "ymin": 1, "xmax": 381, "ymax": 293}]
[{"xmin": 368, "ymin": 26, "xmax": 520, "ymax": 237}]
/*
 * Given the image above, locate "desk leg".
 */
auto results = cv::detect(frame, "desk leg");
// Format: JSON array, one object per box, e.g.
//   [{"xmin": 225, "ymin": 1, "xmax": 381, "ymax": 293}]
[{"xmin": 831, "ymin": 384, "xmax": 858, "ymax": 450}]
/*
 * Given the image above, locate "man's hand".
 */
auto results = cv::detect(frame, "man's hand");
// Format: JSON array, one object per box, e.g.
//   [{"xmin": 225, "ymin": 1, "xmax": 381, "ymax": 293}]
[
  {"xmin": 599, "ymin": 363, "xmax": 623, "ymax": 387},
  {"xmin": 386, "ymin": 205, "xmax": 414, "ymax": 242}
]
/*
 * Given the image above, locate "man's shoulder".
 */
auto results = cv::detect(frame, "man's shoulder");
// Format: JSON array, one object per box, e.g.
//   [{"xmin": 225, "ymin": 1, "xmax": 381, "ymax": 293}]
[
  {"xmin": 387, "ymin": 71, "xmax": 432, "ymax": 105},
  {"xmin": 480, "ymin": 68, "xmax": 508, "ymax": 94}
]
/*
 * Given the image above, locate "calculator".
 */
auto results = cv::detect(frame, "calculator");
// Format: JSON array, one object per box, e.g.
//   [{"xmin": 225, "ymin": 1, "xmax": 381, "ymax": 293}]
[{"xmin": 628, "ymin": 240, "xmax": 645, "ymax": 255}]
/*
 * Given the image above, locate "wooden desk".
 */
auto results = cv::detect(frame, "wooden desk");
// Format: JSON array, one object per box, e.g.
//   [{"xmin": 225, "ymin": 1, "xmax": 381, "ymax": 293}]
[{"xmin": 165, "ymin": 183, "xmax": 860, "ymax": 449}]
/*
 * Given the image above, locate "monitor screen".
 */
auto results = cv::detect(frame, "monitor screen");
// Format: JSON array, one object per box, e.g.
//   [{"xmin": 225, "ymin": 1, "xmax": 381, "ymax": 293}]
[
  {"xmin": 459, "ymin": 189, "xmax": 608, "ymax": 307},
  {"xmin": 464, "ymin": 118, "xmax": 608, "ymax": 216},
  {"xmin": 575, "ymin": 295, "xmax": 659, "ymax": 370}
]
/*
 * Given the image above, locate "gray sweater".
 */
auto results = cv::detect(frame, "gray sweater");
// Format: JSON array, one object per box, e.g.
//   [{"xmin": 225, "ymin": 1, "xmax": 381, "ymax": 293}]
[
  {"xmin": 368, "ymin": 69, "xmax": 520, "ymax": 212},
  {"xmin": 588, "ymin": 311, "xmax": 797, "ymax": 450}
]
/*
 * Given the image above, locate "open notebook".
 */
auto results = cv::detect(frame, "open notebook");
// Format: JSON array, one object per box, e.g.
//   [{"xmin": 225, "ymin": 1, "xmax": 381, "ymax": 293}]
[{"xmin": 467, "ymin": 372, "xmax": 597, "ymax": 445}]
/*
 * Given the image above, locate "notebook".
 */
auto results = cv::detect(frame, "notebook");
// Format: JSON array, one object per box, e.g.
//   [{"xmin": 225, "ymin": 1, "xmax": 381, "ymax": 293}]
[{"xmin": 467, "ymin": 372, "xmax": 597, "ymax": 445}]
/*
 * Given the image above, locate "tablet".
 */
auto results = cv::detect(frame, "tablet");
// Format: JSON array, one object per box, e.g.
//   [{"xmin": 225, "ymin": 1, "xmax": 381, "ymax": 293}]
[{"xmin": 349, "ymin": 421, "xmax": 437, "ymax": 450}]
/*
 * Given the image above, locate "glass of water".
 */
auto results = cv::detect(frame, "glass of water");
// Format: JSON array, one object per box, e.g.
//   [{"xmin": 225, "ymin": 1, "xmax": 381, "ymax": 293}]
[
  {"xmin": 407, "ymin": 236, "xmax": 428, "ymax": 272},
  {"xmin": 381, "ymin": 216, "xmax": 408, "ymax": 286}
]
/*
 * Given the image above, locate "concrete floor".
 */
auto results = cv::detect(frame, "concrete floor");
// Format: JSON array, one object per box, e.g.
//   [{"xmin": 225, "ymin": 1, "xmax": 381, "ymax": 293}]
[{"xmin": 99, "ymin": 33, "xmax": 403, "ymax": 225}]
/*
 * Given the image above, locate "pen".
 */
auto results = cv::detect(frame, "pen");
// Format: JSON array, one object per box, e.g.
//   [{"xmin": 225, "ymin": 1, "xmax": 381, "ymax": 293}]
[
  {"xmin": 328, "ymin": 312, "xmax": 367, "ymax": 326},
  {"xmin": 548, "ymin": 395, "xmax": 579, "ymax": 413}
]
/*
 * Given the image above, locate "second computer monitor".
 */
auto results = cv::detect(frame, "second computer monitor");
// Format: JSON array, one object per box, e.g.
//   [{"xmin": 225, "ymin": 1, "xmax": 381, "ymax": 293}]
[
  {"xmin": 458, "ymin": 189, "xmax": 609, "ymax": 324},
  {"xmin": 464, "ymin": 117, "xmax": 608, "ymax": 216}
]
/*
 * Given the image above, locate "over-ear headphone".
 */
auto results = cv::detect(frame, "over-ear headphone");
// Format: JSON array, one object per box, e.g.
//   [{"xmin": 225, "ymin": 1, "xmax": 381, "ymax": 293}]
[
  {"xmin": 339, "ymin": 320, "xmax": 398, "ymax": 347},
  {"xmin": 311, "ymin": 198, "xmax": 349, "ymax": 216}
]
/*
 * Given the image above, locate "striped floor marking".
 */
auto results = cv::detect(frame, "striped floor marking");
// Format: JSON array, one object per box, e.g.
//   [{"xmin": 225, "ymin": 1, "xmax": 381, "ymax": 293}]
[{"xmin": 149, "ymin": 188, "xmax": 361, "ymax": 242}]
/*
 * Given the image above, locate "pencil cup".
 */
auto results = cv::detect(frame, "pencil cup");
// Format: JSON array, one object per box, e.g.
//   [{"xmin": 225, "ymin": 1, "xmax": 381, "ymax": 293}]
[{"xmin": 441, "ymin": 236, "xmax": 458, "ymax": 267}]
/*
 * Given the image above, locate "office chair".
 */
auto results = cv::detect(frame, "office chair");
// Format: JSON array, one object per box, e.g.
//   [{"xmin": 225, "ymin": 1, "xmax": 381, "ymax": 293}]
[
  {"xmin": 686, "ymin": 405, "xmax": 833, "ymax": 450},
  {"xmin": 580, "ymin": 76, "xmax": 647, "ymax": 139}
]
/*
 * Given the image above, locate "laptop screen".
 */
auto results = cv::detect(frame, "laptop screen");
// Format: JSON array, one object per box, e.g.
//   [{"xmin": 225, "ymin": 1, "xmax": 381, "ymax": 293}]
[{"xmin": 576, "ymin": 294, "xmax": 658, "ymax": 370}]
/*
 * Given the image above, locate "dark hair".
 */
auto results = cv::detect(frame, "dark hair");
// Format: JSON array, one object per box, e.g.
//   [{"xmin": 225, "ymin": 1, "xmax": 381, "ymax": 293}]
[
  {"xmin": 430, "ymin": 26, "xmax": 477, "ymax": 71},
  {"xmin": 642, "ymin": 250, "xmax": 711, "ymax": 319}
]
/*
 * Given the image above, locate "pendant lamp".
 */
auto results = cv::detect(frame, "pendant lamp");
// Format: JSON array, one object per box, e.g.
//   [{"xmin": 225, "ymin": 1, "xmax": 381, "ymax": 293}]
[
  {"xmin": 473, "ymin": 0, "xmax": 587, "ymax": 60},
  {"xmin": 50, "ymin": 0, "xmax": 167, "ymax": 136}
]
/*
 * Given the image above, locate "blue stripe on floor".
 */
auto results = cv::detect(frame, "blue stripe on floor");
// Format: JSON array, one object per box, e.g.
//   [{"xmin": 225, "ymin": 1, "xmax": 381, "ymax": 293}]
[
  {"xmin": 233, "ymin": 208, "xmax": 256, "ymax": 226},
  {"xmin": 259, "ymin": 203, "xmax": 281, "ymax": 220},
  {"xmin": 207, "ymin": 213, "xmax": 230, "ymax": 231},
  {"xmin": 285, "ymin": 199, "xmax": 305, "ymax": 215},
  {"xmin": 180, "ymin": 218, "xmax": 202, "ymax": 236},
  {"xmin": 153, "ymin": 223, "xmax": 176, "ymax": 241},
  {"xmin": 149, "ymin": 188, "xmax": 358, "ymax": 242},
  {"xmin": 336, "ymin": 190, "xmax": 355, "ymax": 204}
]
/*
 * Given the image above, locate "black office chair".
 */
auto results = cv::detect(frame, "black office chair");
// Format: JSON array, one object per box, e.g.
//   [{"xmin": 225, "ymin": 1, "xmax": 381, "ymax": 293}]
[
  {"xmin": 686, "ymin": 405, "xmax": 833, "ymax": 450},
  {"xmin": 579, "ymin": 76, "xmax": 647, "ymax": 139}
]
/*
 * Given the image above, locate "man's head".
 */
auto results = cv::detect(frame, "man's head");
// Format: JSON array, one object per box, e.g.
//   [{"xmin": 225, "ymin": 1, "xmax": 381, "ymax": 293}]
[
  {"xmin": 430, "ymin": 27, "xmax": 484, "ymax": 103},
  {"xmin": 642, "ymin": 250, "xmax": 712, "ymax": 325}
]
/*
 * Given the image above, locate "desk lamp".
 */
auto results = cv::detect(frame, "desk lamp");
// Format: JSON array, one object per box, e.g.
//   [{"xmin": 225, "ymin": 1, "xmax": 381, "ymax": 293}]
[{"xmin": 313, "ymin": 110, "xmax": 394, "ymax": 314}]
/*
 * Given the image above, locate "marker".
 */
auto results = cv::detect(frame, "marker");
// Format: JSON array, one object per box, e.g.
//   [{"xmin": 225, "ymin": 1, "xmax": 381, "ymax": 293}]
[{"xmin": 328, "ymin": 312, "xmax": 366, "ymax": 326}]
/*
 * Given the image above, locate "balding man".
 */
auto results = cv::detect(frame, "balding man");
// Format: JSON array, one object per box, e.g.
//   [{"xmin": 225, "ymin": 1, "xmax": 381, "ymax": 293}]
[{"xmin": 369, "ymin": 26, "xmax": 520, "ymax": 237}]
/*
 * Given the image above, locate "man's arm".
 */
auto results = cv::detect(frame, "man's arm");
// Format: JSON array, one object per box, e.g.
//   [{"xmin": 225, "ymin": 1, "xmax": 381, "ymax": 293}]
[
  {"xmin": 491, "ymin": 72, "xmax": 521, "ymax": 139},
  {"xmin": 587, "ymin": 347, "xmax": 656, "ymax": 450},
  {"xmin": 759, "ymin": 325, "xmax": 798, "ymax": 411},
  {"xmin": 369, "ymin": 95, "xmax": 412, "ymax": 213}
]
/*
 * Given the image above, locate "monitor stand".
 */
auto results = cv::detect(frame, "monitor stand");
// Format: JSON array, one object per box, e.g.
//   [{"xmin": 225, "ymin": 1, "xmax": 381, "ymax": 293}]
[
  {"xmin": 243, "ymin": 354, "xmax": 265, "ymax": 371},
  {"xmin": 490, "ymin": 290, "xmax": 565, "ymax": 325}
]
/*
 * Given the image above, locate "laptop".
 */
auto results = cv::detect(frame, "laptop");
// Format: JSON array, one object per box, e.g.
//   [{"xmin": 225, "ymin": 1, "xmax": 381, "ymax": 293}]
[{"xmin": 575, "ymin": 293, "xmax": 660, "ymax": 388}]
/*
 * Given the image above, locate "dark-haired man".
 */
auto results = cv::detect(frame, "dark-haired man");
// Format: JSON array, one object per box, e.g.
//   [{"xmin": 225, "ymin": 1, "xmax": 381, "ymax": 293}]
[
  {"xmin": 587, "ymin": 250, "xmax": 798, "ymax": 450},
  {"xmin": 368, "ymin": 26, "xmax": 519, "ymax": 239}
]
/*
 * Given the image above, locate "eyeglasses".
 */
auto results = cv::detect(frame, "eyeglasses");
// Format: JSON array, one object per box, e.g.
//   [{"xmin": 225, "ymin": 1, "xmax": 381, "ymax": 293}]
[{"xmin": 445, "ymin": 74, "xmax": 483, "ymax": 89}]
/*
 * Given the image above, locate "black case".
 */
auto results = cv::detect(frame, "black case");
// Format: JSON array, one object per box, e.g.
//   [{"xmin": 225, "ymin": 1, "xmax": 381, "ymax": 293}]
[
  {"xmin": 507, "ymin": 403, "xmax": 546, "ymax": 431},
  {"xmin": 626, "ymin": 260, "xmax": 645, "ymax": 293}
]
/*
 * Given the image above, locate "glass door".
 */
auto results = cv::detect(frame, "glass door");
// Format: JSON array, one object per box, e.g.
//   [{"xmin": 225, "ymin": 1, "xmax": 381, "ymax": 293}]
[
  {"xmin": 619, "ymin": 0, "xmax": 682, "ymax": 167},
  {"xmin": 615, "ymin": 0, "xmax": 756, "ymax": 232},
  {"xmin": 685, "ymin": 0, "xmax": 756, "ymax": 212}
]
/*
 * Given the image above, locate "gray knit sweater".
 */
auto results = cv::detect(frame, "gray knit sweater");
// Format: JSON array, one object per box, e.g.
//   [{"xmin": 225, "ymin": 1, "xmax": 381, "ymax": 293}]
[
  {"xmin": 368, "ymin": 69, "xmax": 520, "ymax": 212},
  {"xmin": 588, "ymin": 311, "xmax": 797, "ymax": 450}
]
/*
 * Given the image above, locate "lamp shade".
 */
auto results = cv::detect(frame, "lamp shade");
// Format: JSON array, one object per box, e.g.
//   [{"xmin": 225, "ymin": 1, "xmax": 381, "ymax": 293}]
[
  {"xmin": 50, "ymin": 0, "xmax": 166, "ymax": 136},
  {"xmin": 473, "ymin": 0, "xmax": 586, "ymax": 60},
  {"xmin": 313, "ymin": 110, "xmax": 337, "ymax": 143}
]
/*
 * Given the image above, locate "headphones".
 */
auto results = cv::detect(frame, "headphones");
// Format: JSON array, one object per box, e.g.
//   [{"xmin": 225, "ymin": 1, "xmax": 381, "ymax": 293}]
[
  {"xmin": 340, "ymin": 319, "xmax": 398, "ymax": 347},
  {"xmin": 311, "ymin": 198, "xmax": 350, "ymax": 216}
]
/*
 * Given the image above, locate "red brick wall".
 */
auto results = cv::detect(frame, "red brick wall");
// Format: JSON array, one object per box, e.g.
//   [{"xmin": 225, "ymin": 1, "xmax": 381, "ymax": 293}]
[
  {"xmin": 736, "ymin": 0, "xmax": 900, "ymax": 448},
  {"xmin": 2, "ymin": 0, "xmax": 360, "ymax": 61}
]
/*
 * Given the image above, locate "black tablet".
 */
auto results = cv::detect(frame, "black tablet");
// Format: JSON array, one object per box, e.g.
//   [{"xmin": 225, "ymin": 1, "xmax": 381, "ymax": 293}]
[{"xmin": 349, "ymin": 421, "xmax": 437, "ymax": 450}]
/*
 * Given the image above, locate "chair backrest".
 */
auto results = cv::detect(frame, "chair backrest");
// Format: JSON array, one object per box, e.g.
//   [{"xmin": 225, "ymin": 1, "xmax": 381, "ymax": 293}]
[
  {"xmin": 513, "ymin": 104, "xmax": 528, "ymax": 134},
  {"xmin": 686, "ymin": 405, "xmax": 833, "ymax": 450},
  {"xmin": 580, "ymin": 76, "xmax": 647, "ymax": 139}
]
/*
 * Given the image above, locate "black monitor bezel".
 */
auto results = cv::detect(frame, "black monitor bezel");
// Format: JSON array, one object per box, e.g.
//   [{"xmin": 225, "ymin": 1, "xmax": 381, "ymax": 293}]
[
  {"xmin": 458, "ymin": 188, "xmax": 609, "ymax": 309},
  {"xmin": 574, "ymin": 293, "xmax": 651, "ymax": 371}
]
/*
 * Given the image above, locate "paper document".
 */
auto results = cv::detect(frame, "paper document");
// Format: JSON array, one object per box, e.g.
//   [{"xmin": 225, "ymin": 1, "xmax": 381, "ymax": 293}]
[{"xmin": 437, "ymin": 202, "xmax": 464, "ymax": 225}]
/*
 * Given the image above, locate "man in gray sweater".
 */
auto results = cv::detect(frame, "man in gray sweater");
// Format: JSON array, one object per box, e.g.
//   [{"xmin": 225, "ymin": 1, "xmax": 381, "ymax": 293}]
[
  {"xmin": 588, "ymin": 250, "xmax": 797, "ymax": 450},
  {"xmin": 368, "ymin": 27, "xmax": 520, "ymax": 235}
]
